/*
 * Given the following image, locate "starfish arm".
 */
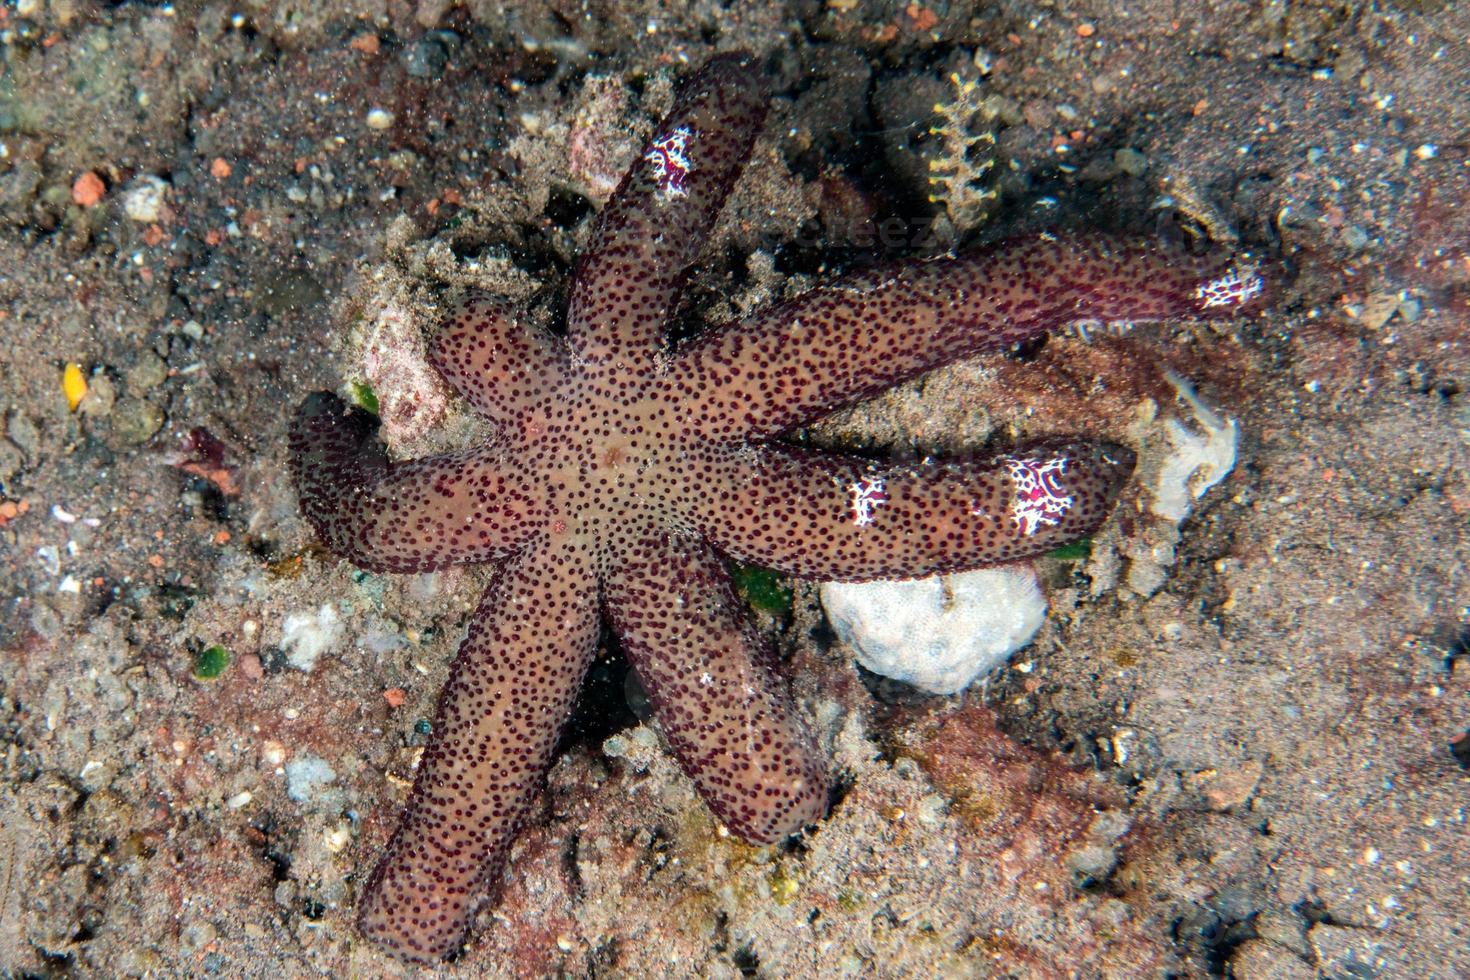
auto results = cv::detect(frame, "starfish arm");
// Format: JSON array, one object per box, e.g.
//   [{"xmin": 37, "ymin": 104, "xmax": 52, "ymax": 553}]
[
  {"xmin": 603, "ymin": 532, "xmax": 827, "ymax": 843},
  {"xmin": 671, "ymin": 233, "xmax": 1272, "ymax": 442},
  {"xmin": 678, "ymin": 440, "xmax": 1134, "ymax": 581},
  {"xmin": 427, "ymin": 294, "xmax": 566, "ymax": 430},
  {"xmin": 567, "ymin": 53, "xmax": 768, "ymax": 366},
  {"xmin": 289, "ymin": 393, "xmax": 543, "ymax": 572},
  {"xmin": 357, "ymin": 544, "xmax": 600, "ymax": 962}
]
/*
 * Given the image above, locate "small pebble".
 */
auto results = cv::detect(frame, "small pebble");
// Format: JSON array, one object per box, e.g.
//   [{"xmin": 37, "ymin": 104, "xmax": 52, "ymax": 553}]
[
  {"xmin": 261, "ymin": 740, "xmax": 286, "ymax": 767},
  {"xmin": 179, "ymin": 920, "xmax": 217, "ymax": 954},
  {"xmin": 71, "ymin": 171, "xmax": 105, "ymax": 207},
  {"xmin": 78, "ymin": 373, "xmax": 116, "ymax": 417},
  {"xmin": 404, "ymin": 36, "xmax": 448, "ymax": 78},
  {"xmin": 1201, "ymin": 759, "xmax": 1264, "ymax": 811},
  {"xmin": 118, "ymin": 949, "xmax": 163, "ymax": 973},
  {"xmin": 108, "ymin": 398, "xmax": 165, "ymax": 446},
  {"xmin": 323, "ymin": 822, "xmax": 352, "ymax": 853},
  {"xmin": 30, "ymin": 600, "xmax": 62, "ymax": 638},
  {"xmin": 123, "ymin": 176, "xmax": 169, "ymax": 223},
  {"xmin": 0, "ymin": 444, "xmax": 21, "ymax": 484},
  {"xmin": 126, "ymin": 350, "xmax": 168, "ymax": 393},
  {"xmin": 1358, "ymin": 292, "xmax": 1400, "ymax": 330},
  {"xmin": 1065, "ymin": 843, "xmax": 1119, "ymax": 886},
  {"xmin": 915, "ymin": 793, "xmax": 948, "ymax": 827},
  {"xmin": 1114, "ymin": 147, "xmax": 1148, "ymax": 176},
  {"xmin": 366, "ymin": 108, "xmax": 395, "ymax": 130},
  {"xmin": 273, "ymin": 880, "xmax": 295, "ymax": 907},
  {"xmin": 35, "ymin": 545, "xmax": 61, "ymax": 577},
  {"xmin": 7, "ymin": 411, "xmax": 39, "ymax": 459}
]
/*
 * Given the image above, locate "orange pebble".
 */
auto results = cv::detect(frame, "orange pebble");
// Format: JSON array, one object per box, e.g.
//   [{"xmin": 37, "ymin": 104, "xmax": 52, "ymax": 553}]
[
  {"xmin": 383, "ymin": 688, "xmax": 407, "ymax": 708},
  {"xmin": 1077, "ymin": 23, "xmax": 1096, "ymax": 37},
  {"xmin": 905, "ymin": 3, "xmax": 939, "ymax": 30},
  {"xmin": 72, "ymin": 171, "xmax": 106, "ymax": 207},
  {"xmin": 210, "ymin": 157, "xmax": 233, "ymax": 179}
]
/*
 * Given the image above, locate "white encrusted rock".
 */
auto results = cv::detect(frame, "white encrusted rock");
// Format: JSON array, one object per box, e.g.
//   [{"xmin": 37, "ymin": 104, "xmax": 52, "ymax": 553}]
[
  {"xmin": 1110, "ymin": 370, "xmax": 1241, "ymax": 596},
  {"xmin": 820, "ymin": 566, "xmax": 1047, "ymax": 695},
  {"xmin": 284, "ymin": 753, "xmax": 337, "ymax": 804},
  {"xmin": 280, "ymin": 603, "xmax": 343, "ymax": 672},
  {"xmin": 1149, "ymin": 371, "xmax": 1238, "ymax": 521},
  {"xmin": 123, "ymin": 175, "xmax": 169, "ymax": 223}
]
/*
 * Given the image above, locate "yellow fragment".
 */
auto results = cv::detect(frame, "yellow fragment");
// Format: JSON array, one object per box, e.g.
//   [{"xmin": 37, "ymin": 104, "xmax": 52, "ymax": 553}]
[{"xmin": 62, "ymin": 362, "xmax": 87, "ymax": 411}]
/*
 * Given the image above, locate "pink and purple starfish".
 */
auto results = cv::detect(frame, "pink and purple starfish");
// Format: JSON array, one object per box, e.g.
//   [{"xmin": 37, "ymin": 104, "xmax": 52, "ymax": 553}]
[{"xmin": 289, "ymin": 54, "xmax": 1270, "ymax": 961}]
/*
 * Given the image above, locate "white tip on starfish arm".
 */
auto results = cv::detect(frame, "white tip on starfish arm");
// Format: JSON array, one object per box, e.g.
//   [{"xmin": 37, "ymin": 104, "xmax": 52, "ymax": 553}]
[
  {"xmin": 848, "ymin": 476, "xmax": 888, "ymax": 527},
  {"xmin": 1194, "ymin": 267, "xmax": 1264, "ymax": 309}
]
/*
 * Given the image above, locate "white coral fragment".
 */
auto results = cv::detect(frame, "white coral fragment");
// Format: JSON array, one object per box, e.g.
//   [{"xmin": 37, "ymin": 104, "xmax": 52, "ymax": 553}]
[
  {"xmin": 821, "ymin": 566, "xmax": 1047, "ymax": 695},
  {"xmin": 1150, "ymin": 371, "xmax": 1238, "ymax": 522},
  {"xmin": 281, "ymin": 603, "xmax": 343, "ymax": 672}
]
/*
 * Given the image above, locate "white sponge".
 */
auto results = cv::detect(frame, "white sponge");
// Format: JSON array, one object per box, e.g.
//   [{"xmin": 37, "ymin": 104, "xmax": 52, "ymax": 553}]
[{"xmin": 821, "ymin": 566, "xmax": 1047, "ymax": 695}]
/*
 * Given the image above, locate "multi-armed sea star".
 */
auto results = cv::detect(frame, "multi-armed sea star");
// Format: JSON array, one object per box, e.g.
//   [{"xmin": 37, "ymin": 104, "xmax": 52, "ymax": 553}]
[{"xmin": 289, "ymin": 54, "xmax": 1269, "ymax": 961}]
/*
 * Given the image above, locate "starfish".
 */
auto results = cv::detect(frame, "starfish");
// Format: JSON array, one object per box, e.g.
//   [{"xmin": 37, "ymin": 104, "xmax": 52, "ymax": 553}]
[{"xmin": 289, "ymin": 54, "xmax": 1270, "ymax": 961}]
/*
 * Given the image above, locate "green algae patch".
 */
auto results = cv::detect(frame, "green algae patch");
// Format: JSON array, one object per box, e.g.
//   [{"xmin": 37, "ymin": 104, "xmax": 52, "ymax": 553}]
[
  {"xmin": 730, "ymin": 562, "xmax": 793, "ymax": 617},
  {"xmin": 1048, "ymin": 538, "xmax": 1092, "ymax": 561},
  {"xmin": 193, "ymin": 645, "xmax": 230, "ymax": 680},
  {"xmin": 349, "ymin": 380, "xmax": 380, "ymax": 415}
]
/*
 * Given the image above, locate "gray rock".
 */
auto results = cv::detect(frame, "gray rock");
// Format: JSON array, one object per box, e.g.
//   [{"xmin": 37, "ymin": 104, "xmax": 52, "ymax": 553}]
[
  {"xmin": 125, "ymin": 350, "xmax": 168, "ymax": 393},
  {"xmin": 1229, "ymin": 939, "xmax": 1315, "ymax": 980},
  {"xmin": 6, "ymin": 410, "xmax": 40, "ymax": 461},
  {"xmin": 108, "ymin": 398, "xmax": 165, "ymax": 447}
]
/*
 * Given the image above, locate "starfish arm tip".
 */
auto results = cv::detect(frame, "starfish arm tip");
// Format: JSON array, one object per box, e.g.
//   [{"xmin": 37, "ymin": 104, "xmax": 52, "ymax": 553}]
[{"xmin": 289, "ymin": 392, "xmax": 538, "ymax": 572}]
